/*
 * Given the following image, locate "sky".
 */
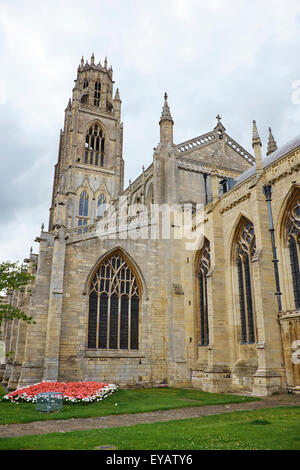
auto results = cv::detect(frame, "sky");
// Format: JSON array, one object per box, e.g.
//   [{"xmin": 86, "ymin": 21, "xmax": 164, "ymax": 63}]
[{"xmin": 1, "ymin": 0, "xmax": 300, "ymax": 263}]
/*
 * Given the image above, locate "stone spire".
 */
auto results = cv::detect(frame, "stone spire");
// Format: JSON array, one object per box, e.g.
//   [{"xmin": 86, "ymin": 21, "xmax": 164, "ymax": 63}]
[
  {"xmin": 252, "ymin": 120, "xmax": 263, "ymax": 171},
  {"xmin": 91, "ymin": 52, "xmax": 95, "ymax": 65},
  {"xmin": 159, "ymin": 92, "xmax": 173, "ymax": 124},
  {"xmin": 267, "ymin": 127, "xmax": 277, "ymax": 156}
]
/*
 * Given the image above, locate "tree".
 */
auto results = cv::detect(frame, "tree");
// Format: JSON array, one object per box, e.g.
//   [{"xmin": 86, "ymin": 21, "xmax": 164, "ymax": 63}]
[{"xmin": 0, "ymin": 261, "xmax": 36, "ymax": 332}]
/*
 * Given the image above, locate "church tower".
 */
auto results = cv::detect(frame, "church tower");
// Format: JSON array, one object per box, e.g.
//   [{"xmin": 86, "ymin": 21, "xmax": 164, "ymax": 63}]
[{"xmin": 48, "ymin": 54, "xmax": 124, "ymax": 231}]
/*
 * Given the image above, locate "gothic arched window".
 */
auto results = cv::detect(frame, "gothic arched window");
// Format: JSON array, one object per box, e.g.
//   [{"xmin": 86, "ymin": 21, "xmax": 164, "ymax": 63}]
[
  {"xmin": 234, "ymin": 219, "xmax": 256, "ymax": 344},
  {"xmin": 88, "ymin": 252, "xmax": 141, "ymax": 350},
  {"xmin": 94, "ymin": 81, "xmax": 101, "ymax": 106},
  {"xmin": 287, "ymin": 198, "xmax": 300, "ymax": 309},
  {"xmin": 83, "ymin": 79, "xmax": 89, "ymax": 89},
  {"xmin": 81, "ymin": 93, "xmax": 89, "ymax": 105},
  {"xmin": 84, "ymin": 123, "xmax": 105, "ymax": 167},
  {"xmin": 198, "ymin": 238, "xmax": 210, "ymax": 346},
  {"xmin": 78, "ymin": 190, "xmax": 89, "ymax": 233},
  {"xmin": 97, "ymin": 194, "xmax": 106, "ymax": 218}
]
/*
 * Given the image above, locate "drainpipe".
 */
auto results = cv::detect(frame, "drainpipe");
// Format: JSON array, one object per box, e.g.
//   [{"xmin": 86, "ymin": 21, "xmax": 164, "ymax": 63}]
[{"xmin": 263, "ymin": 184, "xmax": 282, "ymax": 312}]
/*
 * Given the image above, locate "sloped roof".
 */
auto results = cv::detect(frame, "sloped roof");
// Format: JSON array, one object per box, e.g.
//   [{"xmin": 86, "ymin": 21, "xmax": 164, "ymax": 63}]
[{"xmin": 234, "ymin": 134, "xmax": 300, "ymax": 185}]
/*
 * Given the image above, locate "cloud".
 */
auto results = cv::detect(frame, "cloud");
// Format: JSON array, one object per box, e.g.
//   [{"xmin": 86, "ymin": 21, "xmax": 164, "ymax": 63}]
[{"xmin": 1, "ymin": 0, "xmax": 300, "ymax": 261}]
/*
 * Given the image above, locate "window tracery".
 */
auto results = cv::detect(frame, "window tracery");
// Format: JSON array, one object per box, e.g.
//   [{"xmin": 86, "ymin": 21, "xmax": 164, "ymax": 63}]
[{"xmin": 88, "ymin": 252, "xmax": 140, "ymax": 350}]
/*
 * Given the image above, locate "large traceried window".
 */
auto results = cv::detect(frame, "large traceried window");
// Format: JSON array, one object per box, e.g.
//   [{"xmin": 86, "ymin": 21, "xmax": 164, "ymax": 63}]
[
  {"xmin": 198, "ymin": 238, "xmax": 210, "ymax": 346},
  {"xmin": 78, "ymin": 190, "xmax": 89, "ymax": 233},
  {"xmin": 234, "ymin": 219, "xmax": 256, "ymax": 344},
  {"xmin": 88, "ymin": 251, "xmax": 141, "ymax": 350},
  {"xmin": 84, "ymin": 123, "xmax": 105, "ymax": 167},
  {"xmin": 287, "ymin": 198, "xmax": 300, "ymax": 309}
]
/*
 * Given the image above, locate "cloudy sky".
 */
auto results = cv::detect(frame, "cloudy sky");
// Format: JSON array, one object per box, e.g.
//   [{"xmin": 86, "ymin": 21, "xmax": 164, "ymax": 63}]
[{"xmin": 1, "ymin": 0, "xmax": 300, "ymax": 263}]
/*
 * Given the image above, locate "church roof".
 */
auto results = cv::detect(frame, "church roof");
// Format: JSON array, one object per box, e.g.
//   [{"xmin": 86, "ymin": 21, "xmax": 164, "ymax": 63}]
[{"xmin": 234, "ymin": 133, "xmax": 300, "ymax": 185}]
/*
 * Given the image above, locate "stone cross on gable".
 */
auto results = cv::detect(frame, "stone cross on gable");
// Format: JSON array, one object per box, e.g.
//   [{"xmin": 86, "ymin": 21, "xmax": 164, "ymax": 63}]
[{"xmin": 216, "ymin": 114, "xmax": 222, "ymax": 124}]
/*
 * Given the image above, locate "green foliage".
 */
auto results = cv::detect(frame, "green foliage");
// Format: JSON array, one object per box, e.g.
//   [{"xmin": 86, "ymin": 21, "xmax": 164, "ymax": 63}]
[{"xmin": 0, "ymin": 261, "xmax": 35, "ymax": 330}]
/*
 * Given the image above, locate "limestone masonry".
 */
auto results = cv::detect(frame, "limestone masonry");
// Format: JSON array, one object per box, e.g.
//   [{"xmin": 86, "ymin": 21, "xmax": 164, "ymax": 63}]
[{"xmin": 1, "ymin": 56, "xmax": 300, "ymax": 396}]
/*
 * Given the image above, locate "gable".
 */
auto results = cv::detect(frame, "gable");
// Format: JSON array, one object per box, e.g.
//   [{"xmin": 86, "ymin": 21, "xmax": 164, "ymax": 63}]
[{"xmin": 176, "ymin": 130, "xmax": 254, "ymax": 174}]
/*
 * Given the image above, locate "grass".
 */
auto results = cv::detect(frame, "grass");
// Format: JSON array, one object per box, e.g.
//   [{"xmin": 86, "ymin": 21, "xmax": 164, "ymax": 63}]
[
  {"xmin": 0, "ymin": 387, "xmax": 259, "ymax": 425},
  {"xmin": 0, "ymin": 407, "xmax": 299, "ymax": 450}
]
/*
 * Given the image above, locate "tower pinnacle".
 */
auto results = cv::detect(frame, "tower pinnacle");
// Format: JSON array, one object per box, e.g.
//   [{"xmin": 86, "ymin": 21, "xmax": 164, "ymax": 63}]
[
  {"xmin": 267, "ymin": 127, "xmax": 278, "ymax": 156},
  {"xmin": 252, "ymin": 120, "xmax": 263, "ymax": 171},
  {"xmin": 159, "ymin": 92, "xmax": 174, "ymax": 145},
  {"xmin": 159, "ymin": 92, "xmax": 173, "ymax": 124}
]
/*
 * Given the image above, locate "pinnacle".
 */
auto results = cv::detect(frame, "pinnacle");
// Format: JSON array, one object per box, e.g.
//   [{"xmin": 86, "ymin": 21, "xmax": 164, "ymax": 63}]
[
  {"xmin": 114, "ymin": 88, "xmax": 121, "ymax": 101},
  {"xmin": 267, "ymin": 127, "xmax": 278, "ymax": 156},
  {"xmin": 252, "ymin": 120, "xmax": 262, "ymax": 147},
  {"xmin": 160, "ymin": 92, "xmax": 173, "ymax": 123}
]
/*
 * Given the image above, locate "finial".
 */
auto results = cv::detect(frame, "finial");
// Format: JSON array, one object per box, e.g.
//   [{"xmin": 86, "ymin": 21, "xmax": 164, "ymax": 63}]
[
  {"xmin": 267, "ymin": 127, "xmax": 278, "ymax": 156},
  {"xmin": 104, "ymin": 56, "xmax": 107, "ymax": 69},
  {"xmin": 114, "ymin": 88, "xmax": 121, "ymax": 101},
  {"xmin": 159, "ymin": 92, "xmax": 173, "ymax": 124},
  {"xmin": 30, "ymin": 246, "xmax": 33, "ymax": 254},
  {"xmin": 252, "ymin": 120, "xmax": 262, "ymax": 147},
  {"xmin": 213, "ymin": 113, "xmax": 226, "ymax": 132},
  {"xmin": 80, "ymin": 56, "xmax": 84, "ymax": 67},
  {"xmin": 91, "ymin": 52, "xmax": 95, "ymax": 65},
  {"xmin": 41, "ymin": 223, "xmax": 45, "ymax": 231}
]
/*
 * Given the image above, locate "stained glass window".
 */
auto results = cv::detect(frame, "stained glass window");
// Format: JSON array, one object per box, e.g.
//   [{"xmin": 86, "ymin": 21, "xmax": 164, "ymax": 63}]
[
  {"xmin": 234, "ymin": 220, "xmax": 256, "ymax": 344},
  {"xmin": 287, "ymin": 199, "xmax": 300, "ymax": 309},
  {"xmin": 88, "ymin": 252, "xmax": 140, "ymax": 350},
  {"xmin": 198, "ymin": 239, "xmax": 210, "ymax": 346},
  {"xmin": 78, "ymin": 191, "xmax": 89, "ymax": 233}
]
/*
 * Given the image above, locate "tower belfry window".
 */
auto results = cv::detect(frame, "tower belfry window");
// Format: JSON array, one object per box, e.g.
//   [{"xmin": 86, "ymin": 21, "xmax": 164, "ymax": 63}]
[
  {"xmin": 84, "ymin": 123, "xmax": 105, "ymax": 167},
  {"xmin": 94, "ymin": 81, "xmax": 101, "ymax": 106},
  {"xmin": 83, "ymin": 79, "xmax": 89, "ymax": 89}
]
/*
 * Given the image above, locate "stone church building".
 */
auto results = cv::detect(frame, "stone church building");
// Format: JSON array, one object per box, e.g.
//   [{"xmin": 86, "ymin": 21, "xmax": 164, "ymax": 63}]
[{"xmin": 1, "ymin": 55, "xmax": 300, "ymax": 396}]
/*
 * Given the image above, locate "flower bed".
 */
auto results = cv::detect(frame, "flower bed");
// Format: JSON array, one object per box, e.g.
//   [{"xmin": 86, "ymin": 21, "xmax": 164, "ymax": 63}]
[{"xmin": 3, "ymin": 381, "xmax": 118, "ymax": 404}]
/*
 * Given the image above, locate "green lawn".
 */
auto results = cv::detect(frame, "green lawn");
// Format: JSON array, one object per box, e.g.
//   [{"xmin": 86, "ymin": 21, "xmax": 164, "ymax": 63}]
[
  {"xmin": 0, "ymin": 387, "xmax": 258, "ymax": 425},
  {"xmin": 0, "ymin": 407, "xmax": 299, "ymax": 450}
]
